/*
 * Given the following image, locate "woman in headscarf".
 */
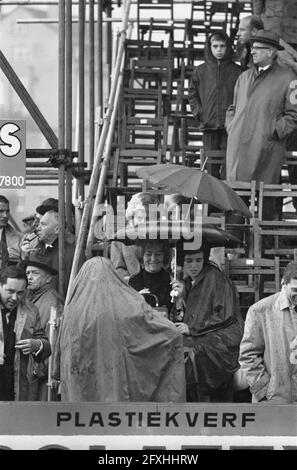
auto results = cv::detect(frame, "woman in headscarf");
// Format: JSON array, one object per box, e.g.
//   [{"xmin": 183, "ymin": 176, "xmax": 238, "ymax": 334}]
[{"xmin": 55, "ymin": 256, "xmax": 186, "ymax": 402}]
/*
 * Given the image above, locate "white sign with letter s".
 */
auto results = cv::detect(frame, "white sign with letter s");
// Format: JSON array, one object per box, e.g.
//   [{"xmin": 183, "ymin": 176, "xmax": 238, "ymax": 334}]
[{"xmin": 0, "ymin": 120, "xmax": 26, "ymax": 189}]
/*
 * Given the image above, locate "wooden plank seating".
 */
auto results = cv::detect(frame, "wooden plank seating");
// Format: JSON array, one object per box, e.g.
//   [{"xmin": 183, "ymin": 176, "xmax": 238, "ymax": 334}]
[
  {"xmin": 129, "ymin": 56, "xmax": 174, "ymax": 99},
  {"xmin": 124, "ymin": 39, "xmax": 166, "ymax": 67},
  {"xmin": 253, "ymin": 217, "xmax": 297, "ymax": 260},
  {"xmin": 199, "ymin": 151, "xmax": 297, "ymax": 179},
  {"xmin": 139, "ymin": 19, "xmax": 175, "ymax": 45},
  {"xmin": 137, "ymin": 1, "xmax": 175, "ymax": 43},
  {"xmin": 225, "ymin": 256, "xmax": 280, "ymax": 318},
  {"xmin": 200, "ymin": 149, "xmax": 226, "ymax": 175},
  {"xmin": 224, "ymin": 180, "xmax": 257, "ymax": 258},
  {"xmin": 258, "ymin": 181, "xmax": 297, "ymax": 221},
  {"xmin": 284, "ymin": 151, "xmax": 297, "ymax": 166},
  {"xmin": 123, "ymin": 87, "xmax": 163, "ymax": 120},
  {"xmin": 120, "ymin": 115, "xmax": 169, "ymax": 155},
  {"xmin": 112, "ymin": 148, "xmax": 163, "ymax": 187},
  {"xmin": 253, "ymin": 182, "xmax": 297, "ymax": 264}
]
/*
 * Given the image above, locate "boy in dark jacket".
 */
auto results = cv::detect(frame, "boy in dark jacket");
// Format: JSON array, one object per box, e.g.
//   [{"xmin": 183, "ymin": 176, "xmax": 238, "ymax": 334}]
[{"xmin": 188, "ymin": 31, "xmax": 242, "ymax": 178}]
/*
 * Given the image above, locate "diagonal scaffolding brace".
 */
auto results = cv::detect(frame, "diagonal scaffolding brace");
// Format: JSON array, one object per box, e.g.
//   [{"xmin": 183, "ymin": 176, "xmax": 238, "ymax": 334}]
[
  {"xmin": 65, "ymin": 0, "xmax": 132, "ymax": 305},
  {"xmin": 0, "ymin": 49, "xmax": 58, "ymax": 149}
]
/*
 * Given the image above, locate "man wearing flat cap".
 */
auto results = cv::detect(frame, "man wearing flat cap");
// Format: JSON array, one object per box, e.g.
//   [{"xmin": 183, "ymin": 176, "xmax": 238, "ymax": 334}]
[
  {"xmin": 226, "ymin": 30, "xmax": 297, "ymax": 218},
  {"xmin": 22, "ymin": 252, "xmax": 63, "ymax": 400}
]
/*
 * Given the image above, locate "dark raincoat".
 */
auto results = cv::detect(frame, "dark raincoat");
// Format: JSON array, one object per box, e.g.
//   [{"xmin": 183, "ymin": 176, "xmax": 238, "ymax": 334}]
[
  {"xmin": 188, "ymin": 32, "xmax": 242, "ymax": 130},
  {"xmin": 0, "ymin": 240, "xmax": 8, "ymax": 269},
  {"xmin": 182, "ymin": 263, "xmax": 243, "ymax": 400},
  {"xmin": 27, "ymin": 285, "xmax": 63, "ymax": 401},
  {"xmin": 0, "ymin": 299, "xmax": 51, "ymax": 400},
  {"xmin": 129, "ymin": 268, "xmax": 172, "ymax": 311},
  {"xmin": 56, "ymin": 257, "xmax": 186, "ymax": 402}
]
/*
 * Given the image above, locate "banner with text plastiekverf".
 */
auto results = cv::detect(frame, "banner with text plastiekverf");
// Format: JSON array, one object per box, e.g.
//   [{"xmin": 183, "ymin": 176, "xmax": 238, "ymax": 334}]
[
  {"xmin": 0, "ymin": 120, "xmax": 26, "ymax": 189},
  {"xmin": 0, "ymin": 403, "xmax": 297, "ymax": 450}
]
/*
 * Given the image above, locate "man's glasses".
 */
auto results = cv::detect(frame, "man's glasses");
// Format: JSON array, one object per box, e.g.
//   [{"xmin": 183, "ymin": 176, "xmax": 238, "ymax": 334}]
[{"xmin": 251, "ymin": 46, "xmax": 271, "ymax": 51}]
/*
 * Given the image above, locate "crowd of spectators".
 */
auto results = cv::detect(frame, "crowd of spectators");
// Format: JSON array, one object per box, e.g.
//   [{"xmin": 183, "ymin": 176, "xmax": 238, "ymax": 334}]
[
  {"xmin": 0, "ymin": 186, "xmax": 296, "ymax": 405},
  {"xmin": 1, "ymin": 15, "xmax": 297, "ymax": 404}
]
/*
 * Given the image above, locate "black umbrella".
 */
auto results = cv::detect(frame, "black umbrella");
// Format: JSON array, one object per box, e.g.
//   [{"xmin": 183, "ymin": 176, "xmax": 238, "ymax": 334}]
[
  {"xmin": 109, "ymin": 220, "xmax": 242, "ymax": 283},
  {"xmin": 136, "ymin": 164, "xmax": 251, "ymax": 217},
  {"xmin": 110, "ymin": 220, "xmax": 242, "ymax": 248}
]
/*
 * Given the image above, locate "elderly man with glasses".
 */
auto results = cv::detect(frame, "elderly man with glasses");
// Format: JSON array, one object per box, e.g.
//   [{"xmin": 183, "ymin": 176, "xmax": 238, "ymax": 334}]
[{"xmin": 226, "ymin": 30, "xmax": 297, "ymax": 219}]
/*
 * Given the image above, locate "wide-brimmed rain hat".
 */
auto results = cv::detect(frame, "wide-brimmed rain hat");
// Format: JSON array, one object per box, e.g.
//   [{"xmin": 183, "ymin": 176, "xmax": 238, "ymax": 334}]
[
  {"xmin": 36, "ymin": 198, "xmax": 59, "ymax": 215},
  {"xmin": 21, "ymin": 252, "xmax": 58, "ymax": 275}
]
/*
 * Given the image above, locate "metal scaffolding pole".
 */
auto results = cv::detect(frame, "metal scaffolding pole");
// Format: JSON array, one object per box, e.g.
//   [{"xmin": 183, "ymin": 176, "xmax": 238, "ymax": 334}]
[
  {"xmin": 0, "ymin": 0, "xmax": 199, "ymax": 4},
  {"xmin": 96, "ymin": 0, "xmax": 103, "ymax": 145},
  {"xmin": 106, "ymin": 1, "xmax": 112, "ymax": 98},
  {"xmin": 0, "ymin": 50, "xmax": 58, "ymax": 148},
  {"xmin": 85, "ymin": 22, "xmax": 132, "ymax": 258},
  {"xmin": 77, "ymin": 0, "xmax": 85, "ymax": 204},
  {"xmin": 85, "ymin": 55, "xmax": 125, "ymax": 258},
  {"xmin": 17, "ymin": 18, "xmax": 195, "ymax": 24},
  {"xmin": 58, "ymin": 0, "xmax": 66, "ymax": 299},
  {"xmin": 65, "ymin": 0, "xmax": 73, "ymax": 233}
]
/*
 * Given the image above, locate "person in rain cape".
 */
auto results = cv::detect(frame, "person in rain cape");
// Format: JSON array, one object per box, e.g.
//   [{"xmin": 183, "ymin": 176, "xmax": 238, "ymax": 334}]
[
  {"xmin": 171, "ymin": 243, "xmax": 244, "ymax": 402},
  {"xmin": 54, "ymin": 256, "xmax": 186, "ymax": 402}
]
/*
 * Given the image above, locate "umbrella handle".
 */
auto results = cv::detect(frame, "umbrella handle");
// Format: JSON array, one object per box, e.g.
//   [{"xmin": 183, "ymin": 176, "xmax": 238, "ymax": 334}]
[
  {"xmin": 173, "ymin": 246, "xmax": 177, "ymax": 280},
  {"xmin": 185, "ymin": 197, "xmax": 194, "ymax": 221},
  {"xmin": 170, "ymin": 247, "xmax": 177, "ymax": 303},
  {"xmin": 201, "ymin": 156, "xmax": 208, "ymax": 172}
]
